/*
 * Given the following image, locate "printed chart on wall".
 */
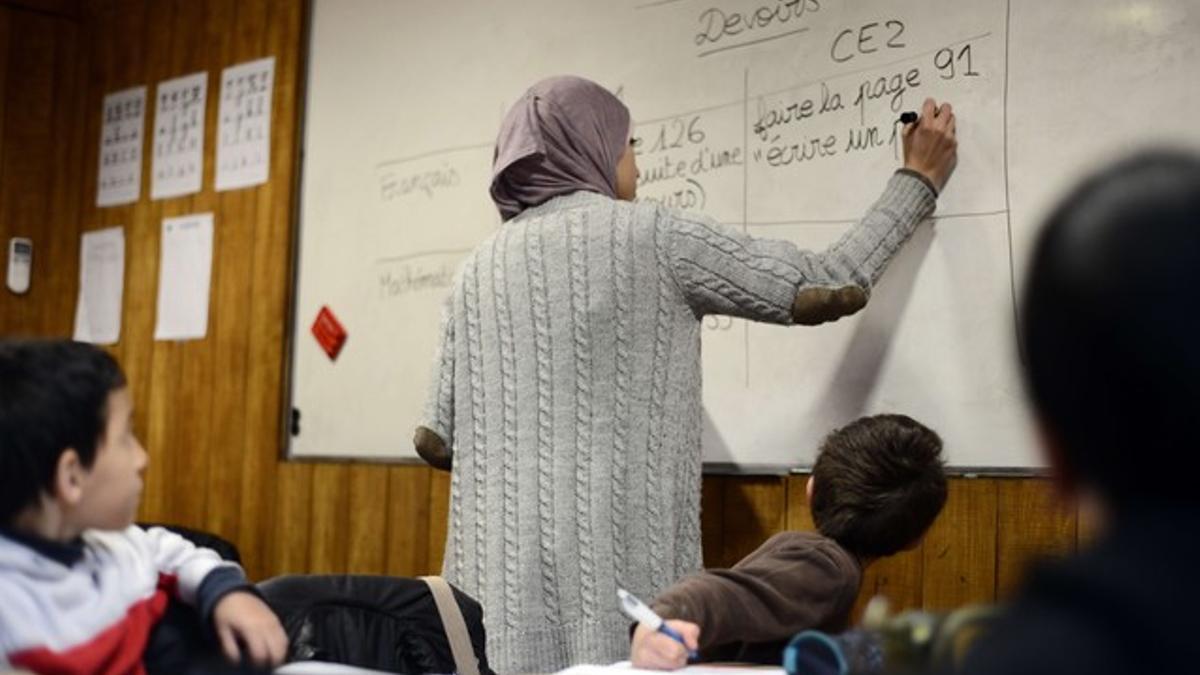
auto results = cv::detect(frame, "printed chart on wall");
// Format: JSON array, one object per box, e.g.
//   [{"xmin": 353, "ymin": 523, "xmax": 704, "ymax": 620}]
[{"xmin": 291, "ymin": 0, "xmax": 1200, "ymax": 468}]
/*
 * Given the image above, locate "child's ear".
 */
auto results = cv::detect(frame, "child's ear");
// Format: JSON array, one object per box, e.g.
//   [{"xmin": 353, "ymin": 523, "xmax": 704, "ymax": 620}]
[
  {"xmin": 806, "ymin": 475, "xmax": 815, "ymax": 504},
  {"xmin": 54, "ymin": 449, "xmax": 88, "ymax": 506}
]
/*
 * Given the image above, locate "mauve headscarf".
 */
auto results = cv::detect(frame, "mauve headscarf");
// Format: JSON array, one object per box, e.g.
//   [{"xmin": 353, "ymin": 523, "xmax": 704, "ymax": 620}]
[{"xmin": 490, "ymin": 76, "xmax": 631, "ymax": 221}]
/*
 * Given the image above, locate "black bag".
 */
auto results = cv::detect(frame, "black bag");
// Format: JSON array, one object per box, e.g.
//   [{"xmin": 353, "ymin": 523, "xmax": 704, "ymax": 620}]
[{"xmin": 258, "ymin": 574, "xmax": 494, "ymax": 675}]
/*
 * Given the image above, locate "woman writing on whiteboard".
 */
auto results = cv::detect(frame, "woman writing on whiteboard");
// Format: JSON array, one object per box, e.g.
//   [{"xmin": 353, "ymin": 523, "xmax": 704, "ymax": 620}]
[{"xmin": 414, "ymin": 75, "xmax": 957, "ymax": 673}]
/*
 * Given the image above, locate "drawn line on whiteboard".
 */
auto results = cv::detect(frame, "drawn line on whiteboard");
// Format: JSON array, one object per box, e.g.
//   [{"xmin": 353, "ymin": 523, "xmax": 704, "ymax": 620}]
[
  {"xmin": 635, "ymin": 0, "xmax": 687, "ymax": 8},
  {"xmin": 1002, "ymin": 0, "xmax": 1019, "ymax": 326},
  {"xmin": 743, "ymin": 66, "xmax": 750, "ymax": 388},
  {"xmin": 636, "ymin": 100, "xmax": 744, "ymax": 127},
  {"xmin": 375, "ymin": 143, "xmax": 492, "ymax": 169},
  {"xmin": 375, "ymin": 248, "xmax": 473, "ymax": 265},
  {"xmin": 755, "ymin": 31, "xmax": 994, "ymax": 99},
  {"xmin": 934, "ymin": 209, "xmax": 1010, "ymax": 221},
  {"xmin": 733, "ymin": 208, "xmax": 1009, "ymax": 227},
  {"xmin": 698, "ymin": 27, "xmax": 811, "ymax": 58}
]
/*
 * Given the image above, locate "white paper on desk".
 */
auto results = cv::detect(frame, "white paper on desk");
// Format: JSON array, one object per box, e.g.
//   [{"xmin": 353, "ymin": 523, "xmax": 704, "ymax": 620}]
[
  {"xmin": 154, "ymin": 213, "xmax": 213, "ymax": 341},
  {"xmin": 275, "ymin": 661, "xmax": 396, "ymax": 674},
  {"xmin": 556, "ymin": 662, "xmax": 784, "ymax": 674},
  {"xmin": 73, "ymin": 227, "xmax": 125, "ymax": 345},
  {"xmin": 151, "ymin": 71, "xmax": 207, "ymax": 200},
  {"xmin": 215, "ymin": 56, "xmax": 274, "ymax": 191},
  {"xmin": 96, "ymin": 87, "xmax": 146, "ymax": 207}
]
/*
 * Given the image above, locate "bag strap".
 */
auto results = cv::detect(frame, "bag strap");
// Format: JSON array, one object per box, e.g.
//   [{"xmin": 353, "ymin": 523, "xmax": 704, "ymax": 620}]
[{"xmin": 420, "ymin": 576, "xmax": 481, "ymax": 675}]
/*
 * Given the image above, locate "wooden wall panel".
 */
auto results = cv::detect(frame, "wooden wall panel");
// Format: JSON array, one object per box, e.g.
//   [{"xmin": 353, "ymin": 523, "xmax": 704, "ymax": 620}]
[
  {"xmin": 345, "ymin": 465, "xmax": 390, "ymax": 574},
  {"xmin": 0, "ymin": 9, "xmax": 9, "ymax": 172},
  {"xmin": 124, "ymin": 0, "xmax": 173, "ymax": 527},
  {"xmin": 922, "ymin": 479, "xmax": 999, "ymax": 610},
  {"xmin": 385, "ymin": 466, "xmax": 432, "ymax": 577},
  {"xmin": 856, "ymin": 546, "xmax": 924, "ymax": 618},
  {"xmin": 96, "ymin": 0, "xmax": 156, "ymax": 522},
  {"xmin": 269, "ymin": 461, "xmax": 312, "ymax": 574},
  {"xmin": 1075, "ymin": 494, "xmax": 1106, "ymax": 549},
  {"xmin": 427, "ymin": 469, "xmax": 452, "ymax": 574},
  {"xmin": 159, "ymin": 0, "xmax": 216, "ymax": 531},
  {"xmin": 1, "ymin": 0, "xmax": 78, "ymax": 17},
  {"xmin": 308, "ymin": 463, "xmax": 350, "ymax": 574},
  {"xmin": 44, "ymin": 11, "xmax": 85, "ymax": 334},
  {"xmin": 783, "ymin": 475, "xmax": 814, "ymax": 531},
  {"xmin": 713, "ymin": 476, "xmax": 787, "ymax": 567},
  {"xmin": 3, "ymin": 1, "xmax": 1084, "ymax": 626},
  {"xmin": 700, "ymin": 476, "xmax": 726, "ymax": 567},
  {"xmin": 995, "ymin": 479, "xmax": 1075, "ymax": 598},
  {"xmin": 0, "ymin": 5, "xmax": 84, "ymax": 337},
  {"xmin": 236, "ymin": 0, "xmax": 300, "ymax": 580},
  {"xmin": 200, "ymin": 0, "xmax": 258, "ymax": 553}
]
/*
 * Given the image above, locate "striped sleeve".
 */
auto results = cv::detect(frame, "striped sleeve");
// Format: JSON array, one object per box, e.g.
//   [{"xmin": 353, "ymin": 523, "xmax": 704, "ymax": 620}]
[
  {"xmin": 663, "ymin": 172, "xmax": 936, "ymax": 323},
  {"xmin": 138, "ymin": 526, "xmax": 243, "ymax": 606}
]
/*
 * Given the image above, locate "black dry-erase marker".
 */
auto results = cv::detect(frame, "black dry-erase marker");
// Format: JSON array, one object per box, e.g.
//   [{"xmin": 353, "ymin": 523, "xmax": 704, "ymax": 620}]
[{"xmin": 899, "ymin": 111, "xmax": 918, "ymax": 125}]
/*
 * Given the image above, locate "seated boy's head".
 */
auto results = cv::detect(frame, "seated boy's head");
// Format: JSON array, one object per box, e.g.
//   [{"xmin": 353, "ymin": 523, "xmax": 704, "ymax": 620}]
[
  {"xmin": 1021, "ymin": 150, "xmax": 1200, "ymax": 512},
  {"xmin": 0, "ymin": 339, "xmax": 145, "ymax": 537},
  {"xmin": 809, "ymin": 414, "xmax": 947, "ymax": 558}
]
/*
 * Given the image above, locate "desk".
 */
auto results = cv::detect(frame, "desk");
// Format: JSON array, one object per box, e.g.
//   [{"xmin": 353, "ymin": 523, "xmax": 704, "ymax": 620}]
[{"xmin": 556, "ymin": 661, "xmax": 783, "ymax": 674}]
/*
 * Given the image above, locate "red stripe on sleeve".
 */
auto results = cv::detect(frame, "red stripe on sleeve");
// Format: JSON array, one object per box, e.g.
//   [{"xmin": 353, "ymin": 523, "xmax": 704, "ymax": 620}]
[{"xmin": 9, "ymin": 574, "xmax": 180, "ymax": 675}]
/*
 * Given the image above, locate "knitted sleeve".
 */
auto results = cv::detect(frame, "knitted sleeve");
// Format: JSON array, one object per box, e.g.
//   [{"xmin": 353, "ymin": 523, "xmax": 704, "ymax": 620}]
[
  {"xmin": 663, "ymin": 172, "xmax": 936, "ymax": 324},
  {"xmin": 420, "ymin": 289, "xmax": 456, "ymax": 446}
]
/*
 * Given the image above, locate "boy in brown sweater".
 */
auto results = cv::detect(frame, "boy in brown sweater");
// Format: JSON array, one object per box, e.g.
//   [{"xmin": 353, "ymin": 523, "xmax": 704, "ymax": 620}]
[{"xmin": 630, "ymin": 414, "xmax": 948, "ymax": 669}]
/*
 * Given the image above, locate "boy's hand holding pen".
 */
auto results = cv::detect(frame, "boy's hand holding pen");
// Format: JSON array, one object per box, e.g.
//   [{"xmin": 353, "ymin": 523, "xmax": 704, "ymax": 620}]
[{"xmin": 621, "ymin": 589, "xmax": 702, "ymax": 670}]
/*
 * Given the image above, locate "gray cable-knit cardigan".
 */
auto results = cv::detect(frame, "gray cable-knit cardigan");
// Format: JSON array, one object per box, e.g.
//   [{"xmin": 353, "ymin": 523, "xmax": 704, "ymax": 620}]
[{"xmin": 421, "ymin": 172, "xmax": 935, "ymax": 673}]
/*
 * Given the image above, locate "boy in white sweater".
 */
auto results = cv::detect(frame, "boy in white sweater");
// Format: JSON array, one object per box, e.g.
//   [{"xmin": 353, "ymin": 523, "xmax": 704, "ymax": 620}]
[{"xmin": 0, "ymin": 339, "xmax": 287, "ymax": 673}]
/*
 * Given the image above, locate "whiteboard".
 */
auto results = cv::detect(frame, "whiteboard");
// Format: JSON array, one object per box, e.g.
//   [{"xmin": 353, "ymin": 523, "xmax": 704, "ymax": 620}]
[{"xmin": 287, "ymin": 0, "xmax": 1200, "ymax": 469}]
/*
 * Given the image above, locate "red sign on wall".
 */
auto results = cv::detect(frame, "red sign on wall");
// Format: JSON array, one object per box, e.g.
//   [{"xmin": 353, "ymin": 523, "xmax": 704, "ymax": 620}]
[{"xmin": 311, "ymin": 305, "xmax": 347, "ymax": 360}]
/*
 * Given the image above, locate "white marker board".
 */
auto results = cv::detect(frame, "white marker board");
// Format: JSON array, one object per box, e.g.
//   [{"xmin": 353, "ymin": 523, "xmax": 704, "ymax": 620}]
[{"xmin": 288, "ymin": 0, "xmax": 1200, "ymax": 470}]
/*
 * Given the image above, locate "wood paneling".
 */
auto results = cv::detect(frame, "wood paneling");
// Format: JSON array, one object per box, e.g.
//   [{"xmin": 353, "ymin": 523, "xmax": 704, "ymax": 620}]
[
  {"xmin": 385, "ymin": 466, "xmax": 433, "ymax": 576},
  {"xmin": 427, "ymin": 469, "xmax": 452, "ymax": 574},
  {"xmin": 0, "ymin": 10, "xmax": 10, "ymax": 171},
  {"xmin": 995, "ymin": 479, "xmax": 1075, "ymax": 599},
  {"xmin": 201, "ymin": 0, "xmax": 257, "ymax": 555},
  {"xmin": 922, "ymin": 479, "xmax": 999, "ymax": 610},
  {"xmin": 235, "ymin": 0, "xmax": 298, "ymax": 580},
  {"xmin": 783, "ymin": 475, "xmax": 814, "ymax": 531},
  {"xmin": 0, "ymin": 0, "xmax": 80, "ymax": 19},
  {"xmin": 308, "ymin": 463, "xmax": 350, "ymax": 574},
  {"xmin": 3, "ymin": 0, "xmax": 1083, "ymax": 622},
  {"xmin": 0, "ymin": 5, "xmax": 85, "ymax": 337},
  {"xmin": 700, "ymin": 476, "xmax": 726, "ymax": 568},
  {"xmin": 44, "ymin": 8, "xmax": 85, "ymax": 333},
  {"xmin": 269, "ymin": 461, "xmax": 312, "ymax": 574},
  {"xmin": 346, "ymin": 465, "xmax": 390, "ymax": 574},
  {"xmin": 714, "ymin": 476, "xmax": 787, "ymax": 567}
]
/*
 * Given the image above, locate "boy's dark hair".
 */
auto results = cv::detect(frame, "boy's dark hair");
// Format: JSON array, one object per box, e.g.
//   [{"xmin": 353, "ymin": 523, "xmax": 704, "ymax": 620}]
[
  {"xmin": 1021, "ymin": 150, "xmax": 1200, "ymax": 509},
  {"xmin": 810, "ymin": 414, "xmax": 947, "ymax": 558},
  {"xmin": 0, "ymin": 339, "xmax": 127, "ymax": 524}
]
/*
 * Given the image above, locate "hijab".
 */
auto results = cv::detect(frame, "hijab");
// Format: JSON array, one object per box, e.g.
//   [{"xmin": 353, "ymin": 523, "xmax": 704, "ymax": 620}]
[{"xmin": 490, "ymin": 75, "xmax": 631, "ymax": 220}]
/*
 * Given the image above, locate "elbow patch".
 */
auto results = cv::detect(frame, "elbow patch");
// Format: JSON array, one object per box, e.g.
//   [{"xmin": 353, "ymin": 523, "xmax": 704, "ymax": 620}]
[
  {"xmin": 414, "ymin": 426, "xmax": 452, "ymax": 470},
  {"xmin": 791, "ymin": 286, "xmax": 868, "ymax": 326}
]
